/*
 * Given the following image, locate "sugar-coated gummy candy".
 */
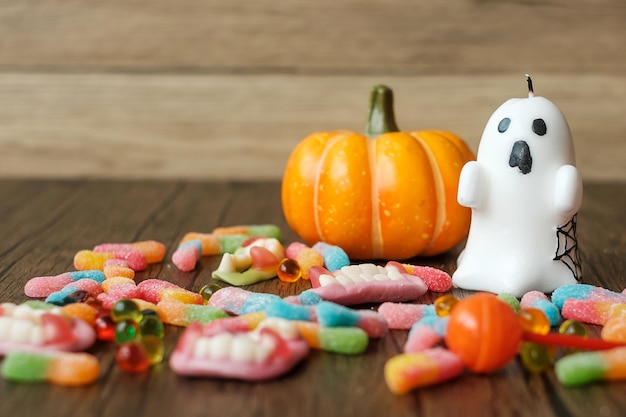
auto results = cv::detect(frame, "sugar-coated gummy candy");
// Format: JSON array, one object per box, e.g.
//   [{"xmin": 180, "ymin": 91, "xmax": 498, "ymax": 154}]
[
  {"xmin": 24, "ymin": 270, "xmax": 105, "ymax": 298},
  {"xmin": 311, "ymin": 242, "xmax": 350, "ymax": 272},
  {"xmin": 551, "ymin": 284, "xmax": 626, "ymax": 309},
  {"xmin": 601, "ymin": 317, "xmax": 626, "ymax": 343},
  {"xmin": 137, "ymin": 279, "xmax": 178, "ymax": 304},
  {"xmin": 294, "ymin": 321, "xmax": 369, "ymax": 355},
  {"xmin": 103, "ymin": 264, "xmax": 135, "ymax": 279},
  {"xmin": 1, "ymin": 350, "xmax": 99, "ymax": 386},
  {"xmin": 384, "ymin": 348, "xmax": 464, "ymax": 394},
  {"xmin": 172, "ymin": 240, "xmax": 203, "ymax": 272},
  {"xmin": 315, "ymin": 301, "xmax": 388, "ymax": 338},
  {"xmin": 497, "ymin": 293, "xmax": 521, "ymax": 312},
  {"xmin": 60, "ymin": 303, "xmax": 98, "ymax": 326},
  {"xmin": 160, "ymin": 287, "xmax": 204, "ymax": 305},
  {"xmin": 212, "ymin": 224, "xmax": 282, "ymax": 240},
  {"xmin": 377, "ymin": 302, "xmax": 435, "ymax": 330},
  {"xmin": 521, "ymin": 291, "xmax": 562, "ymax": 326},
  {"xmin": 401, "ymin": 263, "xmax": 453, "ymax": 293},
  {"xmin": 156, "ymin": 300, "xmax": 229, "ymax": 326},
  {"xmin": 561, "ymin": 299, "xmax": 626, "ymax": 326},
  {"xmin": 404, "ymin": 323, "xmax": 442, "ymax": 353},
  {"xmin": 555, "ymin": 346, "xmax": 626, "ymax": 386}
]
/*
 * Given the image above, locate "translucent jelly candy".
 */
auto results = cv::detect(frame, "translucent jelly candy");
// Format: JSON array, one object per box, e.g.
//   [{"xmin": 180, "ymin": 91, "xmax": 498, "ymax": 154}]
[
  {"xmin": 95, "ymin": 315, "xmax": 116, "ymax": 342},
  {"xmin": 520, "ymin": 342, "xmax": 556, "ymax": 373},
  {"xmin": 285, "ymin": 242, "xmax": 323, "ymax": 280},
  {"xmin": 1, "ymin": 350, "xmax": 99, "ymax": 386},
  {"xmin": 559, "ymin": 319, "xmax": 588, "ymax": 337},
  {"xmin": 115, "ymin": 320, "xmax": 139, "ymax": 344},
  {"xmin": 434, "ymin": 294, "xmax": 459, "ymax": 317},
  {"xmin": 198, "ymin": 283, "xmax": 224, "ymax": 304},
  {"xmin": 110, "ymin": 299, "xmax": 142, "ymax": 323},
  {"xmin": 518, "ymin": 308, "xmax": 551, "ymax": 335},
  {"xmin": 116, "ymin": 342, "xmax": 151, "ymax": 374},
  {"xmin": 139, "ymin": 315, "xmax": 165, "ymax": 339},
  {"xmin": 277, "ymin": 258, "xmax": 302, "ymax": 283}
]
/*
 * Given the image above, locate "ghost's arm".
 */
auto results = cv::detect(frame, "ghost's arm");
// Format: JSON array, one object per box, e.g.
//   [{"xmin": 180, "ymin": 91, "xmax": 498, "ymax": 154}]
[
  {"xmin": 554, "ymin": 164, "xmax": 583, "ymax": 216},
  {"xmin": 457, "ymin": 161, "xmax": 483, "ymax": 209}
]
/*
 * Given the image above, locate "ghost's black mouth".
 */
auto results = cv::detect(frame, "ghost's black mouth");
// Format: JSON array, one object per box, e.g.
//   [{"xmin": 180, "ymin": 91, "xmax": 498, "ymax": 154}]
[{"xmin": 509, "ymin": 140, "xmax": 532, "ymax": 175}]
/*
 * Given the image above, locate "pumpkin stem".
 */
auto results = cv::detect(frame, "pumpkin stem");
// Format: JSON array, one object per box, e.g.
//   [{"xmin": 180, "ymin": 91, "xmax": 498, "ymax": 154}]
[{"xmin": 365, "ymin": 84, "xmax": 400, "ymax": 138}]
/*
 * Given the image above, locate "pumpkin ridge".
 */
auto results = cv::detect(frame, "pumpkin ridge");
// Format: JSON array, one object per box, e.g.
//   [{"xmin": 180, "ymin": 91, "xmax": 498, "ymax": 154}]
[
  {"xmin": 409, "ymin": 132, "xmax": 447, "ymax": 251},
  {"xmin": 313, "ymin": 131, "xmax": 353, "ymax": 243},
  {"xmin": 366, "ymin": 136, "xmax": 383, "ymax": 258}
]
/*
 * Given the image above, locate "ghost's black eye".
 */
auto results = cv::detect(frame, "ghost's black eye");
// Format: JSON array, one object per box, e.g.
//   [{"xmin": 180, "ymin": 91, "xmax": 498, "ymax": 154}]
[
  {"xmin": 532, "ymin": 118, "xmax": 547, "ymax": 136},
  {"xmin": 498, "ymin": 118, "xmax": 511, "ymax": 133}
]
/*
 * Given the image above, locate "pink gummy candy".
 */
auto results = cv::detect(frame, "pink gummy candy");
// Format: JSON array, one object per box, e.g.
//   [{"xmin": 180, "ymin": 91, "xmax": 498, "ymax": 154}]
[
  {"xmin": 92, "ymin": 246, "xmax": 147, "ymax": 271},
  {"xmin": 399, "ymin": 262, "xmax": 452, "ymax": 293},
  {"xmin": 172, "ymin": 242, "xmax": 202, "ymax": 272},
  {"xmin": 520, "ymin": 290, "xmax": 549, "ymax": 309},
  {"xmin": 169, "ymin": 322, "xmax": 309, "ymax": 381},
  {"xmin": 404, "ymin": 325, "xmax": 442, "ymax": 353},
  {"xmin": 378, "ymin": 302, "xmax": 431, "ymax": 330},
  {"xmin": 137, "ymin": 279, "xmax": 179, "ymax": 304}
]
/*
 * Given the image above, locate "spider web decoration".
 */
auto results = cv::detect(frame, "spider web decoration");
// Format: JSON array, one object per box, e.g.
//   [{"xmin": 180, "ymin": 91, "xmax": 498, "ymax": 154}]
[{"xmin": 553, "ymin": 214, "xmax": 582, "ymax": 281}]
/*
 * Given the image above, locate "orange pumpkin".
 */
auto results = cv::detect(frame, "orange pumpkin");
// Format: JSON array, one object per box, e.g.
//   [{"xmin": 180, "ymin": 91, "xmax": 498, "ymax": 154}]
[{"xmin": 281, "ymin": 85, "xmax": 475, "ymax": 260}]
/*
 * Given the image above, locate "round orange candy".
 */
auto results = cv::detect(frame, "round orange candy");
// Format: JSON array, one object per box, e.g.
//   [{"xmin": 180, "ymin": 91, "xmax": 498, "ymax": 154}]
[{"xmin": 444, "ymin": 293, "xmax": 523, "ymax": 373}]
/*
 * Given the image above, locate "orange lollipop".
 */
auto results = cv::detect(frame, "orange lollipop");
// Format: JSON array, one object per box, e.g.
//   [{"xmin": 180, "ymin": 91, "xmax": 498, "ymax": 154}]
[
  {"xmin": 444, "ymin": 292, "xmax": 626, "ymax": 374},
  {"xmin": 445, "ymin": 292, "xmax": 523, "ymax": 373}
]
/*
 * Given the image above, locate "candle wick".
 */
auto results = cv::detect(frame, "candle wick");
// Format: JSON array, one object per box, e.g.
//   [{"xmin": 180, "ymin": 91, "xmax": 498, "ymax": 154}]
[{"xmin": 525, "ymin": 74, "xmax": 535, "ymax": 98}]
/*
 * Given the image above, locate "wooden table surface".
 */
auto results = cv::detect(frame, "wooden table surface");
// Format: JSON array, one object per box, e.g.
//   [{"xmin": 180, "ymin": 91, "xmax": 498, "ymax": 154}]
[{"xmin": 0, "ymin": 180, "xmax": 625, "ymax": 417}]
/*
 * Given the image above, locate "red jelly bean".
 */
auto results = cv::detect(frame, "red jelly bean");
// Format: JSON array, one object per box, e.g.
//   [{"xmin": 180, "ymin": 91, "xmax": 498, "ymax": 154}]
[
  {"xmin": 95, "ymin": 315, "xmax": 116, "ymax": 342},
  {"xmin": 115, "ymin": 342, "xmax": 151, "ymax": 374}
]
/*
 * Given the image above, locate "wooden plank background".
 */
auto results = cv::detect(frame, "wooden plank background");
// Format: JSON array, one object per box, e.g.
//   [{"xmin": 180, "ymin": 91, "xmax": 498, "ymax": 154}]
[{"xmin": 0, "ymin": 0, "xmax": 624, "ymax": 180}]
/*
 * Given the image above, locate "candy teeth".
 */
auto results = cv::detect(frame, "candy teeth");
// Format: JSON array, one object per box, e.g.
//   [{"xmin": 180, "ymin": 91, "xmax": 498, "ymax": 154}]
[
  {"xmin": 309, "ymin": 263, "xmax": 429, "ymax": 305},
  {"xmin": 256, "ymin": 318, "xmax": 299, "ymax": 340},
  {"xmin": 0, "ymin": 317, "xmax": 45, "ymax": 345},
  {"xmin": 0, "ymin": 303, "xmax": 96, "ymax": 355},
  {"xmin": 191, "ymin": 331, "xmax": 275, "ymax": 364}
]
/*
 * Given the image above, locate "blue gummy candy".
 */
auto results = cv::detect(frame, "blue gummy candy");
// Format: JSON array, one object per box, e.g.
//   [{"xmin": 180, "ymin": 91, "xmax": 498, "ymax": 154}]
[
  {"xmin": 265, "ymin": 300, "xmax": 313, "ymax": 321},
  {"xmin": 298, "ymin": 290, "xmax": 323, "ymax": 305},
  {"xmin": 315, "ymin": 301, "xmax": 360, "ymax": 327},
  {"xmin": 532, "ymin": 299, "xmax": 562, "ymax": 326},
  {"xmin": 67, "ymin": 270, "xmax": 106, "ymax": 284},
  {"xmin": 551, "ymin": 284, "xmax": 594, "ymax": 309},
  {"xmin": 240, "ymin": 292, "xmax": 282, "ymax": 315}
]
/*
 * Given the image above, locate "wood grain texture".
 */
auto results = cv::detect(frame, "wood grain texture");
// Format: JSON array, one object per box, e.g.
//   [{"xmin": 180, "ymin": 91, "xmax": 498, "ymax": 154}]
[
  {"xmin": 0, "ymin": 180, "xmax": 625, "ymax": 417},
  {"xmin": 0, "ymin": 0, "xmax": 624, "ymax": 180}
]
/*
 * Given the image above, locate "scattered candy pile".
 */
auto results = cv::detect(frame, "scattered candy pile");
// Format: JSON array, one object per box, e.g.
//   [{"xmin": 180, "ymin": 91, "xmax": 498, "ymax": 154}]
[{"xmin": 1, "ymin": 224, "xmax": 625, "ymax": 394}]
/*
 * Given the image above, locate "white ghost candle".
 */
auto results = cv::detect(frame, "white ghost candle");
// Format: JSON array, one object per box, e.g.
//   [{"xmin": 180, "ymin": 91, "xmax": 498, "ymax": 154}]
[{"xmin": 452, "ymin": 75, "xmax": 583, "ymax": 297}]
